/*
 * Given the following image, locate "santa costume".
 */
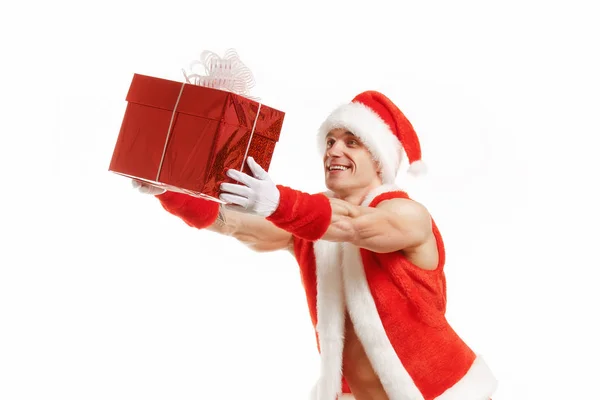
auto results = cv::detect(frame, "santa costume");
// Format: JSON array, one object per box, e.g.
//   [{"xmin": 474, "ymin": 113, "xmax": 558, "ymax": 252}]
[{"xmin": 156, "ymin": 91, "xmax": 498, "ymax": 400}]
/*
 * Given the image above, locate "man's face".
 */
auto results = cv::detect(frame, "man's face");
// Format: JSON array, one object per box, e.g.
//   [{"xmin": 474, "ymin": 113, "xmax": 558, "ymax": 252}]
[{"xmin": 323, "ymin": 128, "xmax": 382, "ymax": 194}]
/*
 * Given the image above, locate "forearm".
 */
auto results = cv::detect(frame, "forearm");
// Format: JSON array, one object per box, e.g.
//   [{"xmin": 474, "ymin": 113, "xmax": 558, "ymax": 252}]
[
  {"xmin": 221, "ymin": 210, "xmax": 293, "ymax": 251},
  {"xmin": 206, "ymin": 205, "xmax": 237, "ymax": 235},
  {"xmin": 158, "ymin": 191, "xmax": 291, "ymax": 251},
  {"xmin": 325, "ymin": 197, "xmax": 431, "ymax": 252},
  {"xmin": 323, "ymin": 202, "xmax": 408, "ymax": 251}
]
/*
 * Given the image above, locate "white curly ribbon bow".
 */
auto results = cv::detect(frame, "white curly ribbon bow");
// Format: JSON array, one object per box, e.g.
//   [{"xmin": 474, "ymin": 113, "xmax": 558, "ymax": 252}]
[{"xmin": 182, "ymin": 48, "xmax": 259, "ymax": 101}]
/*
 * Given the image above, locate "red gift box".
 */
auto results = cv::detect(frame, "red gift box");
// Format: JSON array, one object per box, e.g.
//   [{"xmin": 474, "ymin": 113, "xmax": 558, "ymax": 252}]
[{"xmin": 108, "ymin": 73, "xmax": 285, "ymax": 202}]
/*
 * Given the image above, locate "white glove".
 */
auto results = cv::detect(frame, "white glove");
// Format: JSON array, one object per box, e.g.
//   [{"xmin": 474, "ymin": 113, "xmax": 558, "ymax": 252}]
[
  {"xmin": 219, "ymin": 157, "xmax": 280, "ymax": 217},
  {"xmin": 131, "ymin": 179, "xmax": 166, "ymax": 195}
]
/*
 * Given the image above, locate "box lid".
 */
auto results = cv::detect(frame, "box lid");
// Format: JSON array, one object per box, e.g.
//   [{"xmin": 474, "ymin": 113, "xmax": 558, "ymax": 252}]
[
  {"xmin": 126, "ymin": 73, "xmax": 229, "ymax": 120},
  {"xmin": 126, "ymin": 73, "xmax": 284, "ymax": 142}
]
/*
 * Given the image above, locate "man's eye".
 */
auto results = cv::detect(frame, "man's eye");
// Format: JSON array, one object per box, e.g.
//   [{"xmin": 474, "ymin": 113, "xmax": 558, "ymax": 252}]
[{"xmin": 326, "ymin": 139, "xmax": 335, "ymax": 147}]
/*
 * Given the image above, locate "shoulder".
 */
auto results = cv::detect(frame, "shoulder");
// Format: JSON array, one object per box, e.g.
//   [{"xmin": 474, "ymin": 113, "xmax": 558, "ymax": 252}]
[
  {"xmin": 369, "ymin": 192, "xmax": 433, "ymax": 242},
  {"xmin": 376, "ymin": 197, "xmax": 431, "ymax": 225}
]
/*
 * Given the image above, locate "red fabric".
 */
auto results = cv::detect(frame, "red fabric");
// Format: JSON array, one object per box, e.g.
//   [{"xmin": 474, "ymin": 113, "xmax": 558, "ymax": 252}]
[
  {"xmin": 293, "ymin": 190, "xmax": 476, "ymax": 399},
  {"xmin": 266, "ymin": 185, "xmax": 332, "ymax": 241},
  {"xmin": 369, "ymin": 189, "xmax": 410, "ymax": 205},
  {"xmin": 156, "ymin": 191, "xmax": 219, "ymax": 229},
  {"xmin": 362, "ymin": 191, "xmax": 475, "ymax": 398}
]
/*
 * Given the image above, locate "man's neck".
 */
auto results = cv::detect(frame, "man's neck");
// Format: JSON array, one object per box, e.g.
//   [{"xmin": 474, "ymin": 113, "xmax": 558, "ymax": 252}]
[{"xmin": 333, "ymin": 182, "xmax": 382, "ymax": 206}]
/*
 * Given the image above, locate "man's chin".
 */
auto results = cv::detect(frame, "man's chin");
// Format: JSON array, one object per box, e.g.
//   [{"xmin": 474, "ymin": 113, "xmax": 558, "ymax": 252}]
[{"xmin": 325, "ymin": 180, "xmax": 353, "ymax": 193}]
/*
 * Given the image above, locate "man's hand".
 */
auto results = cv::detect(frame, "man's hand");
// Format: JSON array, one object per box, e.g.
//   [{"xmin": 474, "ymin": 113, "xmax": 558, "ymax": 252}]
[
  {"xmin": 131, "ymin": 179, "xmax": 166, "ymax": 195},
  {"xmin": 219, "ymin": 157, "xmax": 280, "ymax": 217},
  {"xmin": 325, "ymin": 198, "xmax": 360, "ymax": 242}
]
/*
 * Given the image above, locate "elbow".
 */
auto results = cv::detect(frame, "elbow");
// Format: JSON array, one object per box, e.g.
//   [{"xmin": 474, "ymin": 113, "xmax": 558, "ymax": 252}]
[
  {"xmin": 246, "ymin": 244, "xmax": 278, "ymax": 253},
  {"xmin": 243, "ymin": 240, "xmax": 288, "ymax": 253}
]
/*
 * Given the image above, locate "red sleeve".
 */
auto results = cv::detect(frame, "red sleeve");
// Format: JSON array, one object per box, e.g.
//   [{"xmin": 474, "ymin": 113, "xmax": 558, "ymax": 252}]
[
  {"xmin": 369, "ymin": 190, "xmax": 409, "ymax": 207},
  {"xmin": 266, "ymin": 185, "xmax": 332, "ymax": 241},
  {"xmin": 156, "ymin": 191, "xmax": 220, "ymax": 229}
]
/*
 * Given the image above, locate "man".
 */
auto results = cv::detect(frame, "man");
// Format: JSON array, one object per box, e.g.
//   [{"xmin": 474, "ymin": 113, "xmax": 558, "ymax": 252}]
[{"xmin": 133, "ymin": 90, "xmax": 497, "ymax": 400}]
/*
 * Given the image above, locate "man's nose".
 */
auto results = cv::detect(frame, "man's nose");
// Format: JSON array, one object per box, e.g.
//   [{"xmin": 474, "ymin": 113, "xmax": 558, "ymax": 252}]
[{"xmin": 326, "ymin": 141, "xmax": 344, "ymax": 157}]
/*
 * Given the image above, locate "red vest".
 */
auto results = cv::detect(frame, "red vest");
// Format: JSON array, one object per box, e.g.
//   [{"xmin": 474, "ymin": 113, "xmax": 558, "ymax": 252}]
[{"xmin": 292, "ymin": 184, "xmax": 497, "ymax": 400}]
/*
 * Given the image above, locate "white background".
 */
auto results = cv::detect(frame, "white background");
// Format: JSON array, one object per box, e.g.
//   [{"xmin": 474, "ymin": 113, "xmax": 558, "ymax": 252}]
[{"xmin": 1, "ymin": 1, "xmax": 599, "ymax": 399}]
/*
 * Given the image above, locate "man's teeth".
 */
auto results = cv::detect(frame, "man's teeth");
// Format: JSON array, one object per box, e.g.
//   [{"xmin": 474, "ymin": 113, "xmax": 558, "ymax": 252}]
[{"xmin": 329, "ymin": 165, "xmax": 349, "ymax": 171}]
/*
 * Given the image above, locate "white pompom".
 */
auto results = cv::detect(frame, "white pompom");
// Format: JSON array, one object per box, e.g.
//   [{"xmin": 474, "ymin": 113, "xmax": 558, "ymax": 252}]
[{"xmin": 407, "ymin": 160, "xmax": 427, "ymax": 176}]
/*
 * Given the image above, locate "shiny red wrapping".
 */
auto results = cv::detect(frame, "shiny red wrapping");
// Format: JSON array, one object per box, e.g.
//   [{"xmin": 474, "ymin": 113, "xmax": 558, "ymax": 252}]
[{"xmin": 108, "ymin": 73, "xmax": 285, "ymax": 202}]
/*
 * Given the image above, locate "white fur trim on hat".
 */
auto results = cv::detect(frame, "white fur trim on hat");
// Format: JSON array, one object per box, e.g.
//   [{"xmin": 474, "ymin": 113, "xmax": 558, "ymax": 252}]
[{"xmin": 317, "ymin": 102, "xmax": 402, "ymax": 184}]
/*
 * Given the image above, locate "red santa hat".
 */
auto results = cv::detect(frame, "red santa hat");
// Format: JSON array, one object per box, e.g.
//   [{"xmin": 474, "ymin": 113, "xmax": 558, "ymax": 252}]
[{"xmin": 317, "ymin": 90, "xmax": 426, "ymax": 183}]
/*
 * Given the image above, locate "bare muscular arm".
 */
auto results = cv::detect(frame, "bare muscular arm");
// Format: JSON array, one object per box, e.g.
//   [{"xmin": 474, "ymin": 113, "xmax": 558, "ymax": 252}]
[
  {"xmin": 323, "ymin": 197, "xmax": 433, "ymax": 254},
  {"xmin": 155, "ymin": 189, "xmax": 293, "ymax": 253},
  {"xmin": 208, "ymin": 205, "xmax": 294, "ymax": 253}
]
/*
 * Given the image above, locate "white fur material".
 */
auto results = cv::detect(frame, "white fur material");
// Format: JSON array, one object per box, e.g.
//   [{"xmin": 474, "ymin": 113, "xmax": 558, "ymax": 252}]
[
  {"xmin": 360, "ymin": 183, "xmax": 403, "ymax": 207},
  {"xmin": 407, "ymin": 159, "xmax": 428, "ymax": 176},
  {"xmin": 312, "ymin": 240, "xmax": 346, "ymax": 400},
  {"xmin": 317, "ymin": 102, "xmax": 402, "ymax": 184},
  {"xmin": 435, "ymin": 355, "xmax": 498, "ymax": 400},
  {"xmin": 311, "ymin": 184, "xmax": 423, "ymax": 400}
]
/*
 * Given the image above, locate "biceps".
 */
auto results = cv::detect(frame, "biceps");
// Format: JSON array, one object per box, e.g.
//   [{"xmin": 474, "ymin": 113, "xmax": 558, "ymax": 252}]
[{"xmin": 353, "ymin": 214, "xmax": 426, "ymax": 253}]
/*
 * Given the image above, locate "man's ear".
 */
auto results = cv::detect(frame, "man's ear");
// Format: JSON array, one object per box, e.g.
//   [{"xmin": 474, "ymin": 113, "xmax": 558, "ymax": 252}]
[{"xmin": 370, "ymin": 154, "xmax": 383, "ymax": 177}]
